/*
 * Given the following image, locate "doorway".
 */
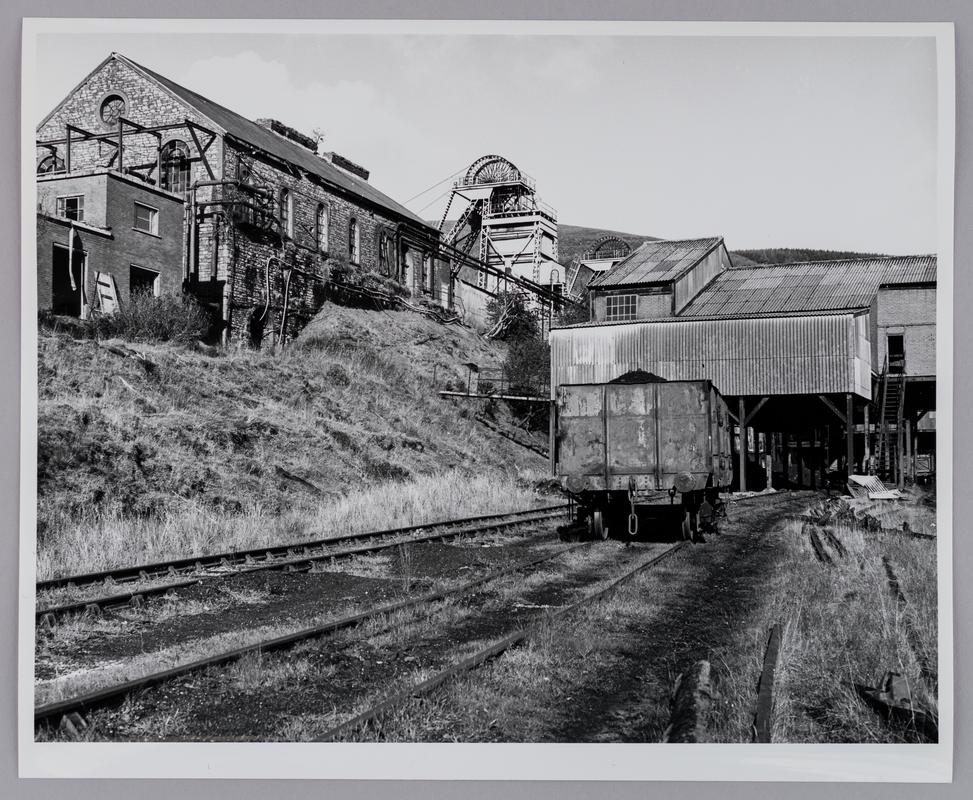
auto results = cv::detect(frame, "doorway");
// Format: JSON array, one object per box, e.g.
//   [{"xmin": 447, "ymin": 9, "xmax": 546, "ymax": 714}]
[
  {"xmin": 887, "ymin": 333, "xmax": 905, "ymax": 374},
  {"xmin": 52, "ymin": 243, "xmax": 84, "ymax": 316}
]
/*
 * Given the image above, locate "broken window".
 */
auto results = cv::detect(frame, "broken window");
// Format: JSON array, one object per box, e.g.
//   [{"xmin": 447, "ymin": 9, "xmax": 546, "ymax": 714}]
[
  {"xmin": 133, "ymin": 202, "xmax": 158, "ymax": 235},
  {"xmin": 160, "ymin": 140, "xmax": 191, "ymax": 193},
  {"xmin": 316, "ymin": 204, "xmax": 329, "ymax": 252},
  {"xmin": 129, "ymin": 264, "xmax": 160, "ymax": 298},
  {"xmin": 37, "ymin": 154, "xmax": 65, "ymax": 174},
  {"xmin": 349, "ymin": 217, "xmax": 360, "ymax": 264},
  {"xmin": 606, "ymin": 294, "xmax": 637, "ymax": 321},
  {"xmin": 55, "ymin": 195, "xmax": 84, "ymax": 222},
  {"xmin": 279, "ymin": 188, "xmax": 293, "ymax": 238}
]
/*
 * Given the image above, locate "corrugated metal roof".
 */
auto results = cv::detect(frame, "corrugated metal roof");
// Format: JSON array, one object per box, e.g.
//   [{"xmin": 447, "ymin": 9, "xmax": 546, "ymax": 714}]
[
  {"xmin": 679, "ymin": 259, "xmax": 888, "ymax": 317},
  {"xmin": 117, "ymin": 54, "xmax": 433, "ymax": 229},
  {"xmin": 878, "ymin": 255, "xmax": 937, "ymax": 286},
  {"xmin": 589, "ymin": 237, "xmax": 723, "ymax": 287}
]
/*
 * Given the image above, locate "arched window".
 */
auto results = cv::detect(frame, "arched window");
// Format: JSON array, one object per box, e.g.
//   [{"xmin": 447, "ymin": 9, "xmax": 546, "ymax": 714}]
[
  {"xmin": 348, "ymin": 217, "xmax": 360, "ymax": 264},
  {"xmin": 159, "ymin": 140, "xmax": 191, "ymax": 193},
  {"xmin": 316, "ymin": 204, "xmax": 329, "ymax": 252},
  {"xmin": 279, "ymin": 188, "xmax": 293, "ymax": 238},
  {"xmin": 37, "ymin": 154, "xmax": 65, "ymax": 174}
]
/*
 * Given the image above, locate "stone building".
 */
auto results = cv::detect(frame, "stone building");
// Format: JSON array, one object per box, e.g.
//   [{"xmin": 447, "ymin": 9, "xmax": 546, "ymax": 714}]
[{"xmin": 35, "ymin": 52, "xmax": 444, "ymax": 343}]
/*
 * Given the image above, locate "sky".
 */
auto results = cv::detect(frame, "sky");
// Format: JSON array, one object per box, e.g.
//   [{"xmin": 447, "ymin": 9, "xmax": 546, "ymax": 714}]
[{"xmin": 34, "ymin": 30, "xmax": 939, "ymax": 254}]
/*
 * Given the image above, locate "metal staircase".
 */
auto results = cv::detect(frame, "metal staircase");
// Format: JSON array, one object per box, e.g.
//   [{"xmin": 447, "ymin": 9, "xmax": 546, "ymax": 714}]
[{"xmin": 876, "ymin": 357, "xmax": 907, "ymax": 483}]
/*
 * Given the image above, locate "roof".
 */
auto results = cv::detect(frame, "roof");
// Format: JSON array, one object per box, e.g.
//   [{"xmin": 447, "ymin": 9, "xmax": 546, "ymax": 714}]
[
  {"xmin": 680, "ymin": 259, "xmax": 888, "ymax": 318},
  {"xmin": 552, "ymin": 307, "xmax": 867, "ymax": 330},
  {"xmin": 877, "ymin": 255, "xmax": 937, "ymax": 286},
  {"xmin": 114, "ymin": 55, "xmax": 433, "ymax": 230},
  {"xmin": 588, "ymin": 237, "xmax": 723, "ymax": 288}
]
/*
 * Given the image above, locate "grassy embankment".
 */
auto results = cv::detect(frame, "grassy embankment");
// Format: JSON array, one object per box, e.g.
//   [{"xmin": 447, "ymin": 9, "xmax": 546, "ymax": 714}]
[{"xmin": 36, "ymin": 302, "xmax": 549, "ymax": 579}]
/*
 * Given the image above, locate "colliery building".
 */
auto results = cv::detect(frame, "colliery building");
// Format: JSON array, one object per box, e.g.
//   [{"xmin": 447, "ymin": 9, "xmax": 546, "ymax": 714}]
[
  {"xmin": 552, "ymin": 238, "xmax": 937, "ymax": 488},
  {"xmin": 35, "ymin": 52, "xmax": 444, "ymax": 343}
]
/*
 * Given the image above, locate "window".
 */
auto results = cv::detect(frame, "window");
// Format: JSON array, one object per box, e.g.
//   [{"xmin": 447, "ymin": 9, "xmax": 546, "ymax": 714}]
[
  {"xmin": 100, "ymin": 94, "xmax": 126, "ymax": 127},
  {"xmin": 133, "ymin": 202, "xmax": 159, "ymax": 235},
  {"xmin": 160, "ymin": 140, "xmax": 191, "ymax": 193},
  {"xmin": 37, "ymin": 154, "xmax": 65, "ymax": 174},
  {"xmin": 605, "ymin": 294, "xmax": 637, "ymax": 321},
  {"xmin": 316, "ymin": 204, "xmax": 329, "ymax": 252},
  {"xmin": 55, "ymin": 195, "xmax": 84, "ymax": 222},
  {"xmin": 378, "ymin": 232, "xmax": 394, "ymax": 276},
  {"xmin": 129, "ymin": 265, "xmax": 160, "ymax": 298},
  {"xmin": 887, "ymin": 333, "xmax": 906, "ymax": 374},
  {"xmin": 349, "ymin": 217, "xmax": 360, "ymax": 264},
  {"xmin": 279, "ymin": 188, "xmax": 292, "ymax": 238}
]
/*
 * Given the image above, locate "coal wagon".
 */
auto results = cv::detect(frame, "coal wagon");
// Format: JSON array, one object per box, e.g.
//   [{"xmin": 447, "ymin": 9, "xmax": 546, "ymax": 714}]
[{"xmin": 552, "ymin": 374, "xmax": 733, "ymax": 542}]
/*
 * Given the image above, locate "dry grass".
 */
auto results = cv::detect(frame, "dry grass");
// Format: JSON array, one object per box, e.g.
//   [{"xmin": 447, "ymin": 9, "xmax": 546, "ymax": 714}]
[
  {"xmin": 36, "ymin": 303, "xmax": 550, "ymax": 579},
  {"xmin": 768, "ymin": 519, "xmax": 937, "ymax": 743}
]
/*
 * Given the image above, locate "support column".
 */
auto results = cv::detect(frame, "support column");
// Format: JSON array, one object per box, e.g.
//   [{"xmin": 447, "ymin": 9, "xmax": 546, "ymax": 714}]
[
  {"xmin": 905, "ymin": 418, "xmax": 913, "ymax": 484},
  {"xmin": 738, "ymin": 397, "xmax": 747, "ymax": 493},
  {"xmin": 810, "ymin": 427, "xmax": 818, "ymax": 489},
  {"xmin": 796, "ymin": 432, "xmax": 804, "ymax": 488},
  {"xmin": 863, "ymin": 404, "xmax": 871, "ymax": 474},
  {"xmin": 782, "ymin": 433, "xmax": 790, "ymax": 487},
  {"xmin": 846, "ymin": 393, "xmax": 855, "ymax": 479}
]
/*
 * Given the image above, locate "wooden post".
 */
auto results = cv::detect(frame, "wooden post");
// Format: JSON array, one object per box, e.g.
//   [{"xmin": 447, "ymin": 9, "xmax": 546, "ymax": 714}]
[
  {"xmin": 810, "ymin": 427, "xmax": 818, "ymax": 489},
  {"xmin": 796, "ymin": 432, "xmax": 804, "ymax": 488},
  {"xmin": 846, "ymin": 394, "xmax": 855, "ymax": 478},
  {"xmin": 905, "ymin": 418, "xmax": 913, "ymax": 484},
  {"xmin": 738, "ymin": 397, "xmax": 747, "ymax": 493},
  {"xmin": 781, "ymin": 433, "xmax": 790, "ymax": 487},
  {"xmin": 863, "ymin": 404, "xmax": 871, "ymax": 474}
]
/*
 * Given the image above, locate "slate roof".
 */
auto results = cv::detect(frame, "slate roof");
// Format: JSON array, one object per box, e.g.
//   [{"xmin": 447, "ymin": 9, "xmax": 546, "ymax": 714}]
[
  {"xmin": 588, "ymin": 237, "xmax": 723, "ymax": 287},
  {"xmin": 116, "ymin": 54, "xmax": 433, "ymax": 230}
]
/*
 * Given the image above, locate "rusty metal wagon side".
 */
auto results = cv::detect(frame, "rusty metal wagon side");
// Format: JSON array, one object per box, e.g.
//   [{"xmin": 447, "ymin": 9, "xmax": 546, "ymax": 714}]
[{"xmin": 552, "ymin": 375, "xmax": 733, "ymax": 542}]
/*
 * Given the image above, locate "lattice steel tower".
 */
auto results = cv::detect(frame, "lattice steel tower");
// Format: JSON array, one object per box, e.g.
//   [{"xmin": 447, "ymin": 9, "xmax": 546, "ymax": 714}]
[{"xmin": 439, "ymin": 155, "xmax": 560, "ymax": 294}]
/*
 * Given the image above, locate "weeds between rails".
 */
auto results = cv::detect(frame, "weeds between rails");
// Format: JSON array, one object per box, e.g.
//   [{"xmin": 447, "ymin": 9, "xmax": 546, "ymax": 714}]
[
  {"xmin": 36, "ymin": 506, "xmax": 569, "ymax": 624},
  {"xmin": 35, "ymin": 539, "xmax": 589, "ymax": 732},
  {"xmin": 317, "ymin": 542, "xmax": 686, "ymax": 742}
]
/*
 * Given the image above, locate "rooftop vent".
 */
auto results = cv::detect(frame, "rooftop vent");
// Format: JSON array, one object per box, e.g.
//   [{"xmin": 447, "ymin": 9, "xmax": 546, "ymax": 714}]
[{"xmin": 254, "ymin": 118, "xmax": 318, "ymax": 152}]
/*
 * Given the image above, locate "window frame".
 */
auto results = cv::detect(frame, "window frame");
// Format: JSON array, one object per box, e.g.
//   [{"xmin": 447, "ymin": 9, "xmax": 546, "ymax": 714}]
[
  {"xmin": 279, "ymin": 188, "xmax": 293, "ymax": 239},
  {"xmin": 55, "ymin": 194, "xmax": 85, "ymax": 222},
  {"xmin": 129, "ymin": 264, "xmax": 161, "ymax": 298},
  {"xmin": 605, "ymin": 293, "xmax": 638, "ymax": 322},
  {"xmin": 348, "ymin": 217, "xmax": 360, "ymax": 264},
  {"xmin": 133, "ymin": 201, "xmax": 159, "ymax": 236},
  {"xmin": 316, "ymin": 203, "xmax": 329, "ymax": 253},
  {"xmin": 159, "ymin": 139, "xmax": 191, "ymax": 194}
]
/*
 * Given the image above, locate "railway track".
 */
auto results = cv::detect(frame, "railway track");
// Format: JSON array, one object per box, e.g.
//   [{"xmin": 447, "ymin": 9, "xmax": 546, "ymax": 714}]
[
  {"xmin": 36, "ymin": 505, "xmax": 569, "ymax": 625},
  {"xmin": 316, "ymin": 541, "xmax": 686, "ymax": 742},
  {"xmin": 35, "ymin": 538, "xmax": 588, "ymax": 731}
]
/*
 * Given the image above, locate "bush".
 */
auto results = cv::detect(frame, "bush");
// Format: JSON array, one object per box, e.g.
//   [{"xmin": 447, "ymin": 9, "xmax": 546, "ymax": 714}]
[{"xmin": 88, "ymin": 292, "xmax": 210, "ymax": 344}]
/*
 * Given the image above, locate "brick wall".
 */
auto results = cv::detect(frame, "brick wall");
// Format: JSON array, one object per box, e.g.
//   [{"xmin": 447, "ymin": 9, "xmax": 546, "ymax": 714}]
[
  {"xmin": 591, "ymin": 286, "xmax": 673, "ymax": 322},
  {"xmin": 36, "ymin": 171, "xmax": 184, "ymax": 312},
  {"xmin": 37, "ymin": 56, "xmax": 223, "ymax": 201},
  {"xmin": 877, "ymin": 286, "xmax": 936, "ymax": 377}
]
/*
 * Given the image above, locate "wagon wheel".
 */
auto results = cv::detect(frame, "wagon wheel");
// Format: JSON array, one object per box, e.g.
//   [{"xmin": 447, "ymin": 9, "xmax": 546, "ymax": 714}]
[{"xmin": 588, "ymin": 510, "xmax": 607, "ymax": 541}]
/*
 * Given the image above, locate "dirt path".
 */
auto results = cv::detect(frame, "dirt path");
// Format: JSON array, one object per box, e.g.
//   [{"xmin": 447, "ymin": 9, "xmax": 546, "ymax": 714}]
[{"xmin": 543, "ymin": 492, "xmax": 811, "ymax": 742}]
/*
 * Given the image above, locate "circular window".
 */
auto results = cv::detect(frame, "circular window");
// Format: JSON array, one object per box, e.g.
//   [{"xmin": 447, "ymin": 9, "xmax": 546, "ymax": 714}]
[{"xmin": 100, "ymin": 94, "xmax": 127, "ymax": 126}]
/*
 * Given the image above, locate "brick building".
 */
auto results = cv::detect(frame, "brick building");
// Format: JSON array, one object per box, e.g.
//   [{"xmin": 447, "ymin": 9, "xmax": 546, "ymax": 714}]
[{"xmin": 35, "ymin": 52, "xmax": 444, "ymax": 343}]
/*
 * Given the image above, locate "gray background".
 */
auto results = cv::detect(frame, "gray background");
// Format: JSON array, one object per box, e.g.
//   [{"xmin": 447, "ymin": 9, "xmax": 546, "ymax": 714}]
[{"xmin": 2, "ymin": 1, "xmax": 968, "ymax": 797}]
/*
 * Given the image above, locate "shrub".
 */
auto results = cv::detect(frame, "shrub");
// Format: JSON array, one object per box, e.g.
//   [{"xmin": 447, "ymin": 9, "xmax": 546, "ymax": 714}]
[{"xmin": 88, "ymin": 292, "xmax": 210, "ymax": 344}]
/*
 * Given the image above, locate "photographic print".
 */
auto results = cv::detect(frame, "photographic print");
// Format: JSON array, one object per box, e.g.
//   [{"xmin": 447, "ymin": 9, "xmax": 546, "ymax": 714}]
[{"xmin": 20, "ymin": 18, "xmax": 954, "ymax": 781}]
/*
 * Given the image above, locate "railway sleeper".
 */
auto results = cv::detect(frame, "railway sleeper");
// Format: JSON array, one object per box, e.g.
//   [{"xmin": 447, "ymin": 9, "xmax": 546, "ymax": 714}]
[{"xmin": 662, "ymin": 660, "xmax": 717, "ymax": 743}]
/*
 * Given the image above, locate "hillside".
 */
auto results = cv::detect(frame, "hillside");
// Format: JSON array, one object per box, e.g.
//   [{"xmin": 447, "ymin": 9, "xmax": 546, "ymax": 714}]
[
  {"xmin": 556, "ymin": 225, "xmax": 658, "ymax": 266},
  {"xmin": 732, "ymin": 248, "xmax": 887, "ymax": 265},
  {"xmin": 36, "ymin": 304, "xmax": 550, "ymax": 577}
]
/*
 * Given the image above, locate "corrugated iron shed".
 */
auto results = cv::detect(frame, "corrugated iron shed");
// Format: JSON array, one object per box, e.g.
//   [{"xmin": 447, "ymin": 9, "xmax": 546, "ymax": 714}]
[
  {"xmin": 679, "ymin": 260, "xmax": 887, "ymax": 317},
  {"xmin": 588, "ymin": 237, "xmax": 723, "ymax": 287},
  {"xmin": 550, "ymin": 311, "xmax": 872, "ymax": 398},
  {"xmin": 115, "ymin": 54, "xmax": 434, "ymax": 230}
]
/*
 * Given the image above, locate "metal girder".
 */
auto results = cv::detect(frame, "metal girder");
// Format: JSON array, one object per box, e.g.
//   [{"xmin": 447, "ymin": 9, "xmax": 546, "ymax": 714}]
[
  {"xmin": 185, "ymin": 120, "xmax": 216, "ymax": 181},
  {"xmin": 818, "ymin": 395, "xmax": 847, "ymax": 424}
]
